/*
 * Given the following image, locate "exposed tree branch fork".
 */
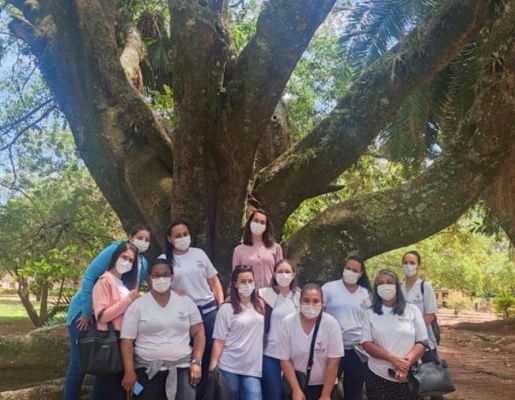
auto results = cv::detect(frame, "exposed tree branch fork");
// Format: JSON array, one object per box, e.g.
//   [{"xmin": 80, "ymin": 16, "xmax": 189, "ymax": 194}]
[{"xmin": 4, "ymin": 0, "xmax": 513, "ymax": 275}]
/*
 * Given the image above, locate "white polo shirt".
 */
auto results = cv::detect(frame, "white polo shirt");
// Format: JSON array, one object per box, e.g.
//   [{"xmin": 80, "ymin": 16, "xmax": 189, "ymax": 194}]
[
  {"xmin": 213, "ymin": 302, "xmax": 264, "ymax": 377},
  {"xmin": 120, "ymin": 291, "xmax": 202, "ymax": 367},
  {"xmin": 158, "ymin": 248, "xmax": 218, "ymax": 307},
  {"xmin": 322, "ymin": 280, "xmax": 371, "ymax": 347},
  {"xmin": 361, "ymin": 304, "xmax": 428, "ymax": 381},
  {"xmin": 277, "ymin": 312, "xmax": 344, "ymax": 386}
]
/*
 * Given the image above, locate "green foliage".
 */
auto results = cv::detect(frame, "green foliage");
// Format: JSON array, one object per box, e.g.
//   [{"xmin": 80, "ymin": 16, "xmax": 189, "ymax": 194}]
[
  {"xmin": 344, "ymin": 0, "xmax": 440, "ymax": 69},
  {"xmin": 284, "ymin": 155, "xmax": 404, "ymax": 237},
  {"xmin": 0, "ymin": 126, "xmax": 123, "ymax": 325},
  {"xmin": 285, "ymin": 29, "xmax": 352, "ymax": 142},
  {"xmin": 445, "ymin": 291, "xmax": 473, "ymax": 315},
  {"xmin": 493, "ymin": 291, "xmax": 515, "ymax": 319},
  {"xmin": 367, "ymin": 215, "xmax": 515, "ymax": 297}
]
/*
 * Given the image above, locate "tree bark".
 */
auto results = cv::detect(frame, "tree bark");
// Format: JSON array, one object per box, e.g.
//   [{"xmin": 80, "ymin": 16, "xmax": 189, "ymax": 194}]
[
  {"xmin": 485, "ymin": 146, "xmax": 515, "ymax": 244},
  {"xmin": 254, "ymin": 0, "xmax": 492, "ymax": 228},
  {"xmin": 285, "ymin": 5, "xmax": 515, "ymax": 282},
  {"xmin": 5, "ymin": 0, "xmax": 510, "ymax": 280},
  {"xmin": 17, "ymin": 277, "xmax": 41, "ymax": 327},
  {"xmin": 7, "ymin": 0, "xmax": 173, "ymax": 244}
]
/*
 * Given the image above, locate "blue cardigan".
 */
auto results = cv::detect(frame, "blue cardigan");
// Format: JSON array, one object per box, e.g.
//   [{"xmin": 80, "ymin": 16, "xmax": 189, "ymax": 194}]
[{"xmin": 66, "ymin": 240, "xmax": 148, "ymax": 325}]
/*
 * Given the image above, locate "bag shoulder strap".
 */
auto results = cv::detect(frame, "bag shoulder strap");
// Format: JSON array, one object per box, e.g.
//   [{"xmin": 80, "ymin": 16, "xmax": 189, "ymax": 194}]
[
  {"xmin": 306, "ymin": 313, "xmax": 322, "ymax": 383},
  {"xmin": 420, "ymin": 280, "xmax": 425, "ymax": 295}
]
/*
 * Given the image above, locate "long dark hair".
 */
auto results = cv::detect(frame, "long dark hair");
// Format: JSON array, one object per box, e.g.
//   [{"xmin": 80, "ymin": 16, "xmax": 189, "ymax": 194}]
[
  {"xmin": 230, "ymin": 265, "xmax": 264, "ymax": 315},
  {"xmin": 108, "ymin": 241, "xmax": 139, "ymax": 290},
  {"xmin": 270, "ymin": 259, "xmax": 298, "ymax": 293},
  {"xmin": 242, "ymin": 209, "xmax": 275, "ymax": 248},
  {"xmin": 346, "ymin": 255, "xmax": 371, "ymax": 290},
  {"xmin": 164, "ymin": 220, "xmax": 191, "ymax": 267},
  {"xmin": 371, "ymin": 269, "xmax": 406, "ymax": 316}
]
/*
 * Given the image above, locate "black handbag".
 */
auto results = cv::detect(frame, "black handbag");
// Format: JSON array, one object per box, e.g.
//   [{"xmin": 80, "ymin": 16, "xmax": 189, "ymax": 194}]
[
  {"xmin": 78, "ymin": 320, "xmax": 122, "ymax": 375},
  {"xmin": 409, "ymin": 352, "xmax": 455, "ymax": 396},
  {"xmin": 282, "ymin": 313, "xmax": 322, "ymax": 399}
]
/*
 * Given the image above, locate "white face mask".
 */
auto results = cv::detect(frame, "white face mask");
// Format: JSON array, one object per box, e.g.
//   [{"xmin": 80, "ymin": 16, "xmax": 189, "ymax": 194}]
[
  {"xmin": 115, "ymin": 258, "xmax": 133, "ymax": 275},
  {"xmin": 300, "ymin": 304, "xmax": 322, "ymax": 319},
  {"xmin": 238, "ymin": 283, "xmax": 255, "ymax": 298},
  {"xmin": 403, "ymin": 264, "xmax": 418, "ymax": 277},
  {"xmin": 152, "ymin": 277, "xmax": 172, "ymax": 293},
  {"xmin": 343, "ymin": 269, "xmax": 360, "ymax": 285},
  {"xmin": 377, "ymin": 284, "xmax": 396, "ymax": 301},
  {"xmin": 250, "ymin": 221, "xmax": 266, "ymax": 236},
  {"xmin": 132, "ymin": 238, "xmax": 149, "ymax": 253},
  {"xmin": 173, "ymin": 235, "xmax": 191, "ymax": 251},
  {"xmin": 276, "ymin": 273, "xmax": 294, "ymax": 288}
]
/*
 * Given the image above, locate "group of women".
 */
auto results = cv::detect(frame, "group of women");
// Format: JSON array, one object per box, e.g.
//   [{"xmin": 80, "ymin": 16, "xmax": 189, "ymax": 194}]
[{"xmin": 64, "ymin": 209, "xmax": 440, "ymax": 400}]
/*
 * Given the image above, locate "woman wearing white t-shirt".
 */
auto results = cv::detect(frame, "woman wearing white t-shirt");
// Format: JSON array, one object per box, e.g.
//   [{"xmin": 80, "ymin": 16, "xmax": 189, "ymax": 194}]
[
  {"xmin": 120, "ymin": 260, "xmax": 206, "ymax": 400},
  {"xmin": 259, "ymin": 259, "xmax": 300, "ymax": 400},
  {"xmin": 322, "ymin": 256, "xmax": 371, "ymax": 400},
  {"xmin": 361, "ymin": 269, "xmax": 428, "ymax": 400},
  {"xmin": 209, "ymin": 265, "xmax": 264, "ymax": 400},
  {"xmin": 160, "ymin": 220, "xmax": 224, "ymax": 381},
  {"xmin": 400, "ymin": 251, "xmax": 442, "ymax": 400},
  {"xmin": 278, "ymin": 283, "xmax": 344, "ymax": 400}
]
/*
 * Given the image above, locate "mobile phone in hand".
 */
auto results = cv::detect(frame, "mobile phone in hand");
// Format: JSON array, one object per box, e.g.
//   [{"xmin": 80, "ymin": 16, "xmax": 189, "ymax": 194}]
[{"xmin": 133, "ymin": 381, "xmax": 144, "ymax": 396}]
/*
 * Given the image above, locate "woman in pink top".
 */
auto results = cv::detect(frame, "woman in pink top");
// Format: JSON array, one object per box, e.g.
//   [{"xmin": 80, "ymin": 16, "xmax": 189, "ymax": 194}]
[
  {"xmin": 92, "ymin": 241, "xmax": 140, "ymax": 400},
  {"xmin": 232, "ymin": 209, "xmax": 283, "ymax": 289}
]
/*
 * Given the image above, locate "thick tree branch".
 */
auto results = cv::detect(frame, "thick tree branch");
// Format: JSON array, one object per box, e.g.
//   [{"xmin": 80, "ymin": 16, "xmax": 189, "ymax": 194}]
[
  {"xmin": 485, "ymin": 146, "xmax": 515, "ymax": 244},
  {"xmin": 254, "ymin": 0, "xmax": 493, "ymax": 228},
  {"xmin": 285, "ymin": 5, "xmax": 515, "ymax": 282},
  {"xmin": 7, "ymin": 0, "xmax": 173, "ymax": 239},
  {"xmin": 226, "ymin": 0, "xmax": 336, "ymax": 153}
]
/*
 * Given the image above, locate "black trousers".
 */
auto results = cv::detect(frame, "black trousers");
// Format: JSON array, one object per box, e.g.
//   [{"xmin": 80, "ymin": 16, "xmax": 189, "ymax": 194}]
[
  {"xmin": 93, "ymin": 371, "xmax": 125, "ymax": 400},
  {"xmin": 340, "ymin": 349, "xmax": 366, "ymax": 400}
]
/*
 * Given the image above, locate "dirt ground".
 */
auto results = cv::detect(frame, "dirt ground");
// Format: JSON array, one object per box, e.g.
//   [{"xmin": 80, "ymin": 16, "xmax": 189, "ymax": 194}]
[
  {"xmin": 0, "ymin": 308, "xmax": 514, "ymax": 397},
  {"xmin": 437, "ymin": 309, "xmax": 515, "ymax": 400}
]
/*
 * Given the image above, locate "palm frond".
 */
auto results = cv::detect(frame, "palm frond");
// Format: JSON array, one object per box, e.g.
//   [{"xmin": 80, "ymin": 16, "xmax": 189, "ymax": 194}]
[{"xmin": 343, "ymin": 0, "xmax": 442, "ymax": 70}]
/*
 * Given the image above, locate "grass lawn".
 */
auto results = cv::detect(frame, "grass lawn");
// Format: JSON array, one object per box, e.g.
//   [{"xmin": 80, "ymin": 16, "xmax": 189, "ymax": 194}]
[{"xmin": 0, "ymin": 300, "xmax": 39, "ymax": 334}]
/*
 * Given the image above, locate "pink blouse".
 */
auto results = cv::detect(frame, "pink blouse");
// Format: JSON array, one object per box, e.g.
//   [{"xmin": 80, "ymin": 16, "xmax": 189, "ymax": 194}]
[
  {"xmin": 232, "ymin": 242, "xmax": 283, "ymax": 289},
  {"xmin": 92, "ymin": 272, "xmax": 134, "ymax": 331}
]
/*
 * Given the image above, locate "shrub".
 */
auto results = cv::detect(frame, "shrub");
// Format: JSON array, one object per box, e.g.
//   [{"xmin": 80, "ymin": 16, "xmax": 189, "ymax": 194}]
[
  {"xmin": 445, "ymin": 292, "xmax": 473, "ymax": 316},
  {"xmin": 493, "ymin": 291, "xmax": 515, "ymax": 319}
]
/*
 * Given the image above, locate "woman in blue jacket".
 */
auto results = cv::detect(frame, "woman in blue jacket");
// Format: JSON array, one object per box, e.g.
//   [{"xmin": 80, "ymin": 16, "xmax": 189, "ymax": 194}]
[{"xmin": 63, "ymin": 224, "xmax": 151, "ymax": 400}]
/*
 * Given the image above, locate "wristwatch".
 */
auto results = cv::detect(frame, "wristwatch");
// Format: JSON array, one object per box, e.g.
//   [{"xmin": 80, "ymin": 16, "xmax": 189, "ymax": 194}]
[{"xmin": 191, "ymin": 358, "xmax": 202, "ymax": 366}]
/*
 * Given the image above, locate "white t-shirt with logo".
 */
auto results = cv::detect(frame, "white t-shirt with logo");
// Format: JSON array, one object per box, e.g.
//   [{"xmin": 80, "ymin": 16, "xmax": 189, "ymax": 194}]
[
  {"xmin": 277, "ymin": 312, "xmax": 345, "ymax": 386},
  {"xmin": 322, "ymin": 280, "xmax": 371, "ymax": 347},
  {"xmin": 213, "ymin": 302, "xmax": 264, "ymax": 377},
  {"xmin": 401, "ymin": 279, "xmax": 438, "ymax": 347},
  {"xmin": 259, "ymin": 287, "xmax": 300, "ymax": 358},
  {"xmin": 158, "ymin": 248, "xmax": 218, "ymax": 306},
  {"xmin": 361, "ymin": 304, "xmax": 428, "ymax": 381},
  {"xmin": 120, "ymin": 291, "xmax": 202, "ymax": 367}
]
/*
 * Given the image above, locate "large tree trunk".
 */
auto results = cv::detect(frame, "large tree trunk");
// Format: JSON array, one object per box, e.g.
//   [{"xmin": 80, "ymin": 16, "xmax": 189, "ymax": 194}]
[{"xmin": 5, "ymin": 0, "xmax": 511, "ymax": 279}]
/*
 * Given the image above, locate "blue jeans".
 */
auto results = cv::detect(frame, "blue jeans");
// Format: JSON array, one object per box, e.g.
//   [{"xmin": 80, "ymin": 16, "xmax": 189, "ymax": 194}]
[
  {"xmin": 261, "ymin": 356, "xmax": 282, "ymax": 400},
  {"xmin": 220, "ymin": 369, "xmax": 262, "ymax": 400},
  {"xmin": 63, "ymin": 314, "xmax": 100, "ymax": 400}
]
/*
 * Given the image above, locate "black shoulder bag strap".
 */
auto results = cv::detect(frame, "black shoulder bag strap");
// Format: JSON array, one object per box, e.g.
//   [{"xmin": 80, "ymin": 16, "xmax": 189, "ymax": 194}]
[{"xmin": 306, "ymin": 313, "xmax": 323, "ymax": 384}]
